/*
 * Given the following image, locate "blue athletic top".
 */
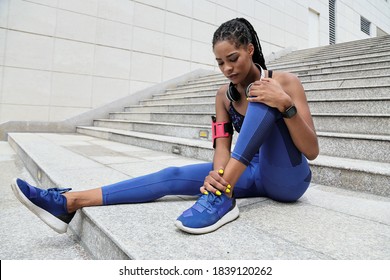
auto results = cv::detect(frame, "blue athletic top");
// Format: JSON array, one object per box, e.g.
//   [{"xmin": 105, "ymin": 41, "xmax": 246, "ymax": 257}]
[{"xmin": 229, "ymin": 103, "xmax": 245, "ymax": 133}]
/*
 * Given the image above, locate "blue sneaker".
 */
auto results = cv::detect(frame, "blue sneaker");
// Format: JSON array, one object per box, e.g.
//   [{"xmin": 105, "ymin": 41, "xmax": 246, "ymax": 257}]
[
  {"xmin": 11, "ymin": 178, "xmax": 75, "ymax": 234},
  {"xmin": 175, "ymin": 192, "xmax": 239, "ymax": 234}
]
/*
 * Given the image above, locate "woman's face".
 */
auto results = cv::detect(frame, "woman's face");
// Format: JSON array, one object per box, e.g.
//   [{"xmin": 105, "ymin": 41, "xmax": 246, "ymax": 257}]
[{"xmin": 213, "ymin": 40, "xmax": 253, "ymax": 84}]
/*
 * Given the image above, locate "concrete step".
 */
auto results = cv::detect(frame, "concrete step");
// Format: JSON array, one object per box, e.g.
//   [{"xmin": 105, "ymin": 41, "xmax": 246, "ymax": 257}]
[
  {"xmin": 141, "ymin": 85, "xmax": 390, "ymax": 107},
  {"xmin": 303, "ymin": 75, "xmax": 390, "ymax": 89},
  {"xmin": 108, "ymin": 111, "xmax": 213, "ymax": 125},
  {"xmin": 125, "ymin": 103, "xmax": 215, "ymax": 113},
  {"xmin": 188, "ymin": 65, "xmax": 390, "ymax": 85},
  {"xmin": 107, "ymin": 109, "xmax": 388, "ymax": 135},
  {"xmin": 305, "ymin": 85, "xmax": 390, "ymax": 99},
  {"xmin": 174, "ymin": 79, "xmax": 226, "ymax": 90},
  {"xmin": 175, "ymin": 65, "xmax": 390, "ymax": 93},
  {"xmin": 129, "ymin": 97, "xmax": 390, "ymax": 115},
  {"xmin": 281, "ymin": 35, "xmax": 390, "ymax": 54},
  {"xmin": 75, "ymin": 126, "xmax": 390, "ymax": 196},
  {"xmin": 278, "ymin": 35, "xmax": 390, "ymax": 57},
  {"xmin": 154, "ymin": 88, "xmax": 218, "ymax": 99},
  {"xmin": 278, "ymin": 59, "xmax": 390, "ymax": 76},
  {"xmin": 181, "ymin": 77, "xmax": 227, "ymax": 87},
  {"xmin": 271, "ymin": 42, "xmax": 390, "ymax": 66},
  {"xmin": 317, "ymin": 132, "xmax": 390, "ymax": 163},
  {"xmin": 159, "ymin": 74, "xmax": 390, "ymax": 95},
  {"xmin": 178, "ymin": 55, "xmax": 390, "ymax": 84},
  {"xmin": 7, "ymin": 133, "xmax": 390, "ymax": 259},
  {"xmin": 93, "ymin": 119, "xmax": 389, "ymax": 163},
  {"xmin": 76, "ymin": 126, "xmax": 213, "ymax": 160},
  {"xmin": 313, "ymin": 114, "xmax": 389, "ymax": 135},
  {"xmin": 271, "ymin": 35, "xmax": 390, "ymax": 67},
  {"xmin": 159, "ymin": 72, "xmax": 390, "ymax": 103},
  {"xmin": 165, "ymin": 84, "xmax": 222, "ymax": 93},
  {"xmin": 271, "ymin": 54, "xmax": 390, "ymax": 73},
  {"xmin": 275, "ymin": 38, "xmax": 390, "ymax": 57},
  {"xmin": 93, "ymin": 119, "xmax": 212, "ymax": 141},
  {"xmin": 140, "ymin": 95, "xmax": 215, "ymax": 105},
  {"xmin": 274, "ymin": 46, "xmax": 390, "ymax": 66},
  {"xmin": 298, "ymin": 66, "xmax": 390, "ymax": 81},
  {"xmin": 185, "ymin": 63, "xmax": 390, "ymax": 94},
  {"xmin": 273, "ymin": 47, "xmax": 390, "ymax": 64},
  {"xmin": 309, "ymin": 97, "xmax": 390, "ymax": 114},
  {"xmin": 310, "ymin": 155, "xmax": 390, "ymax": 197}
]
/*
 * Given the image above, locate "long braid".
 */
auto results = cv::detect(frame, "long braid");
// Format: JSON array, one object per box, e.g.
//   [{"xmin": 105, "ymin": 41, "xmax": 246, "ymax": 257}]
[
  {"xmin": 212, "ymin": 18, "xmax": 267, "ymax": 70},
  {"xmin": 236, "ymin": 18, "xmax": 267, "ymax": 70}
]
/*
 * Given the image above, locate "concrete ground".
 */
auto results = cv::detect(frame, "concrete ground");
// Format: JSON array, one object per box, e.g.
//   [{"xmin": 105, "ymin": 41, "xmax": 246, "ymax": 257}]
[
  {"xmin": 0, "ymin": 141, "xmax": 90, "ymax": 259},
  {"xmin": 1, "ymin": 134, "xmax": 390, "ymax": 260}
]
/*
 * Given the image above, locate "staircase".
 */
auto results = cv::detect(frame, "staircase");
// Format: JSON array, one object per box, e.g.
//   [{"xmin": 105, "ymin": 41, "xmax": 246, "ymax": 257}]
[
  {"xmin": 77, "ymin": 35, "xmax": 390, "ymax": 197},
  {"xmin": 5, "ymin": 35, "xmax": 390, "ymax": 260}
]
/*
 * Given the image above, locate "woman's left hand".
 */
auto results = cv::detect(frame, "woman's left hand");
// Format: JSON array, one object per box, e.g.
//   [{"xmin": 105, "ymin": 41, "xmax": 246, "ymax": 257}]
[{"xmin": 247, "ymin": 78, "xmax": 292, "ymax": 112}]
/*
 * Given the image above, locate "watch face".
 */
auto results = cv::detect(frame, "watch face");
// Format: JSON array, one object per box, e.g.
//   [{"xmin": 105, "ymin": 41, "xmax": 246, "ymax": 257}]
[{"xmin": 284, "ymin": 105, "xmax": 297, "ymax": 118}]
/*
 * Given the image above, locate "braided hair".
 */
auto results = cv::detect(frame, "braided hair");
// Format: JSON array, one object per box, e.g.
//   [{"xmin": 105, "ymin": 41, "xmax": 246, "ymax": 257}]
[{"xmin": 212, "ymin": 18, "xmax": 267, "ymax": 70}]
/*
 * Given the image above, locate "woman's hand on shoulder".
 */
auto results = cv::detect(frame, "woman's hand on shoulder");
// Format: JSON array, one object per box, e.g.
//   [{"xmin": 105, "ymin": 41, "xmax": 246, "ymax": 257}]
[{"xmin": 247, "ymin": 75, "xmax": 293, "ymax": 112}]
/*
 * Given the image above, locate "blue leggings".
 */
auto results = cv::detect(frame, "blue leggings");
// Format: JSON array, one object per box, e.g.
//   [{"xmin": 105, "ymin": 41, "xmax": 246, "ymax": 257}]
[{"xmin": 102, "ymin": 103, "xmax": 311, "ymax": 204}]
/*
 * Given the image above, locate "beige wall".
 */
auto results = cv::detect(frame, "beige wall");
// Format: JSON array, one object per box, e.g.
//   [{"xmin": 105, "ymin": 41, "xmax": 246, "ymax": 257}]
[{"xmin": 0, "ymin": 0, "xmax": 389, "ymax": 123}]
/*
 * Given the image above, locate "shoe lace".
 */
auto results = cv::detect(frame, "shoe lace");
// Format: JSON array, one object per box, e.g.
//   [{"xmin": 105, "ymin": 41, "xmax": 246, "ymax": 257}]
[
  {"xmin": 40, "ymin": 187, "xmax": 72, "ymax": 201},
  {"xmin": 197, "ymin": 193, "xmax": 221, "ymax": 211}
]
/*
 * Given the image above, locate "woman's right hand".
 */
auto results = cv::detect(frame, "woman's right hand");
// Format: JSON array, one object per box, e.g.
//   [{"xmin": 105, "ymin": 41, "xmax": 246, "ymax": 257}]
[{"xmin": 200, "ymin": 168, "xmax": 231, "ymax": 195}]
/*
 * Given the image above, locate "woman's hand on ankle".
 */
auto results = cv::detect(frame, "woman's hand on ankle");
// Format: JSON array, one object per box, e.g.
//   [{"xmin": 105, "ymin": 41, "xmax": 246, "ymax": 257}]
[{"xmin": 200, "ymin": 168, "xmax": 231, "ymax": 196}]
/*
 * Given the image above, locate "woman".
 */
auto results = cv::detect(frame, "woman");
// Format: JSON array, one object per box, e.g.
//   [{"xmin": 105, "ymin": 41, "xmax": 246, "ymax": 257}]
[{"xmin": 11, "ymin": 18, "xmax": 319, "ymax": 235}]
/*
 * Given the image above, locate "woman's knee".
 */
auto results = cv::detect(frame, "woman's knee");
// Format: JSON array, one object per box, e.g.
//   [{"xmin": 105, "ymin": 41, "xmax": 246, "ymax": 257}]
[
  {"xmin": 263, "ymin": 179, "xmax": 310, "ymax": 202},
  {"xmin": 160, "ymin": 166, "xmax": 181, "ymax": 176},
  {"xmin": 266, "ymin": 188, "xmax": 304, "ymax": 202}
]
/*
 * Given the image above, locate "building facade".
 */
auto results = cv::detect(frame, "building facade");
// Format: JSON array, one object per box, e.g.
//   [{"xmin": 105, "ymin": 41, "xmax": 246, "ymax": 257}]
[{"xmin": 0, "ymin": 0, "xmax": 389, "ymax": 123}]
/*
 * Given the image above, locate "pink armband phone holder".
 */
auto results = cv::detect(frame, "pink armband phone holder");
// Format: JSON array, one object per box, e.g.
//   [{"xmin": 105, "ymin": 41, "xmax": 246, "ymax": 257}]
[{"xmin": 211, "ymin": 116, "xmax": 233, "ymax": 148}]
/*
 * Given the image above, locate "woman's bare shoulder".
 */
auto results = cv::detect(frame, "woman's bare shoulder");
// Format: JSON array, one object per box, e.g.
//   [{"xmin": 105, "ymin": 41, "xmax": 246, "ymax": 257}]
[
  {"xmin": 271, "ymin": 70, "xmax": 301, "ymax": 86},
  {"xmin": 216, "ymin": 83, "xmax": 230, "ymax": 96}
]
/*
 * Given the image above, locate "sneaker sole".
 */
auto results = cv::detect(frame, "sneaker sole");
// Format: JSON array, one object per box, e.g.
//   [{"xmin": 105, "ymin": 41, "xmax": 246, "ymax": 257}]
[
  {"xmin": 11, "ymin": 178, "xmax": 68, "ymax": 234},
  {"xmin": 174, "ymin": 204, "xmax": 239, "ymax": 234}
]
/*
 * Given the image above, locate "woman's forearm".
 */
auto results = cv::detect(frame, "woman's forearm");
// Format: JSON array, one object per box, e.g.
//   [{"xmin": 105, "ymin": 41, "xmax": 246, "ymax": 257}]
[{"xmin": 213, "ymin": 148, "xmax": 231, "ymax": 170}]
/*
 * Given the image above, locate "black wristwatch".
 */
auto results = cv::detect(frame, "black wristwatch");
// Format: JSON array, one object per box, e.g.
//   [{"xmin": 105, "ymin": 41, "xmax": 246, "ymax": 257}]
[{"xmin": 282, "ymin": 105, "xmax": 297, "ymax": 118}]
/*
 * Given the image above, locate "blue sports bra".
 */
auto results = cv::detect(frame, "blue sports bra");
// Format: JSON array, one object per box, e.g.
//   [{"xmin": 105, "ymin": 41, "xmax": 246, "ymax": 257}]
[{"xmin": 228, "ymin": 103, "xmax": 245, "ymax": 133}]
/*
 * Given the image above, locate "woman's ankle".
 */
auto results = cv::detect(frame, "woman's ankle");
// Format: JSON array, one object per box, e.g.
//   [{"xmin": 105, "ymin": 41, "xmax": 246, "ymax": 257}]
[{"xmin": 63, "ymin": 193, "xmax": 78, "ymax": 213}]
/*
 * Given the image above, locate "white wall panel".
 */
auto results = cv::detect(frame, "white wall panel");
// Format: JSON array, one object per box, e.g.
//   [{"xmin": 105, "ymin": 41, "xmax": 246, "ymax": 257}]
[
  {"xmin": 0, "ymin": 0, "xmax": 389, "ymax": 122},
  {"xmin": 0, "ymin": 0, "xmax": 10, "ymax": 28},
  {"xmin": 92, "ymin": 77, "xmax": 129, "ymax": 107},
  {"xmin": 162, "ymin": 57, "xmax": 191, "ymax": 81},
  {"xmin": 8, "ymin": 0, "xmax": 56, "ymax": 36},
  {"xmin": 164, "ymin": 35, "xmax": 191, "ymax": 60},
  {"xmin": 133, "ymin": 3, "xmax": 165, "ymax": 32},
  {"xmin": 98, "ymin": 0, "xmax": 134, "ymax": 24},
  {"xmin": 2, "ymin": 68, "xmax": 51, "ymax": 106},
  {"xmin": 56, "ymin": 10, "xmax": 97, "ymax": 43},
  {"xmin": 51, "ymin": 73, "xmax": 92, "ymax": 107},
  {"xmin": 93, "ymin": 46, "xmax": 131, "ymax": 79},
  {"xmin": 53, "ymin": 39, "xmax": 94, "ymax": 75},
  {"xmin": 165, "ymin": 12, "xmax": 192, "ymax": 38},
  {"xmin": 5, "ymin": 31, "xmax": 54, "ymax": 70},
  {"xmin": 96, "ymin": 19, "xmax": 133, "ymax": 50},
  {"xmin": 132, "ymin": 27, "xmax": 164, "ymax": 55},
  {"xmin": 58, "ymin": 0, "xmax": 99, "ymax": 16},
  {"xmin": 131, "ymin": 52, "xmax": 162, "ymax": 83}
]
